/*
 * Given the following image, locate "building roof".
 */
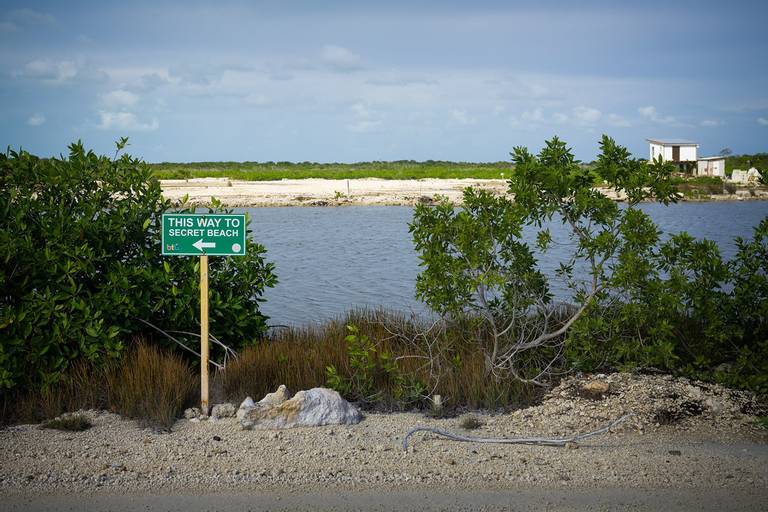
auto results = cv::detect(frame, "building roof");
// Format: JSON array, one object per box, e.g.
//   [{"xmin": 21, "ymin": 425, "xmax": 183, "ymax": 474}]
[
  {"xmin": 698, "ymin": 156, "xmax": 726, "ymax": 161},
  {"xmin": 646, "ymin": 138, "xmax": 699, "ymax": 146}
]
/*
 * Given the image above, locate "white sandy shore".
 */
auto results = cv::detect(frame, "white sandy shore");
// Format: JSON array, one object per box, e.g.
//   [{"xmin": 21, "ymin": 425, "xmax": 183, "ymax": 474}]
[
  {"xmin": 159, "ymin": 177, "xmax": 506, "ymax": 207},
  {"xmin": 160, "ymin": 178, "xmax": 768, "ymax": 207}
]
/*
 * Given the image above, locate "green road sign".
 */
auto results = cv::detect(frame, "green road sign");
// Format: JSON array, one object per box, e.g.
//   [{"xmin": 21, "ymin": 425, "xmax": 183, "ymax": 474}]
[{"xmin": 162, "ymin": 213, "xmax": 247, "ymax": 256}]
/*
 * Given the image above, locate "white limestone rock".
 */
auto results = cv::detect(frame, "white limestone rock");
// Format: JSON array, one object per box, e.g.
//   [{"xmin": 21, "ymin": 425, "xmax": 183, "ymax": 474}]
[
  {"xmin": 236, "ymin": 397, "xmax": 256, "ymax": 421},
  {"xmin": 240, "ymin": 387, "xmax": 362, "ymax": 430},
  {"xmin": 258, "ymin": 384, "xmax": 291, "ymax": 406}
]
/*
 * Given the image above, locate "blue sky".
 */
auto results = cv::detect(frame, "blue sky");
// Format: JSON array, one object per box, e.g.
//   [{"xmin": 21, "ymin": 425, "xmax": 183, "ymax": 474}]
[{"xmin": 1, "ymin": 0, "xmax": 767, "ymax": 162}]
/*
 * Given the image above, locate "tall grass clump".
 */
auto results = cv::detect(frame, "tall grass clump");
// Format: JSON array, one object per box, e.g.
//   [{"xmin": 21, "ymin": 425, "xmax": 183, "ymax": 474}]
[
  {"xmin": 108, "ymin": 341, "xmax": 196, "ymax": 429},
  {"xmin": 216, "ymin": 317, "xmax": 350, "ymax": 401},
  {"xmin": 6, "ymin": 360, "xmax": 109, "ymax": 424},
  {"xmin": 2, "ymin": 339, "xmax": 197, "ymax": 429},
  {"xmin": 216, "ymin": 308, "xmax": 539, "ymax": 412}
]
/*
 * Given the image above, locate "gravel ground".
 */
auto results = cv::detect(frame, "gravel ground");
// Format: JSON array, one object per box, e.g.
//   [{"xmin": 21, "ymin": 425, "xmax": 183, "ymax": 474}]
[{"xmin": 1, "ymin": 373, "xmax": 766, "ymax": 509}]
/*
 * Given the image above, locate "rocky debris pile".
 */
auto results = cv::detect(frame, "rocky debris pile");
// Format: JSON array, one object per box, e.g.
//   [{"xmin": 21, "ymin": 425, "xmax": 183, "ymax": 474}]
[
  {"xmin": 183, "ymin": 408, "xmax": 200, "ymax": 420},
  {"xmin": 211, "ymin": 403, "xmax": 236, "ymax": 420},
  {"xmin": 511, "ymin": 372, "xmax": 766, "ymax": 434},
  {"xmin": 239, "ymin": 386, "xmax": 362, "ymax": 430}
]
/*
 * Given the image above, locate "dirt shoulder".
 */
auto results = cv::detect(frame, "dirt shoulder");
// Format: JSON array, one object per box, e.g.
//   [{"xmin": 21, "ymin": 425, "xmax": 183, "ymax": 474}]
[
  {"xmin": 159, "ymin": 178, "xmax": 768, "ymax": 207},
  {"xmin": 1, "ymin": 373, "xmax": 766, "ymax": 505}
]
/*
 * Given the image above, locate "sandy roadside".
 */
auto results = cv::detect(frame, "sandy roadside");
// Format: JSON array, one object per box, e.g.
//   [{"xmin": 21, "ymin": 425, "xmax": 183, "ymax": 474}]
[
  {"xmin": 1, "ymin": 373, "xmax": 766, "ymax": 511},
  {"xmin": 159, "ymin": 178, "xmax": 768, "ymax": 207}
]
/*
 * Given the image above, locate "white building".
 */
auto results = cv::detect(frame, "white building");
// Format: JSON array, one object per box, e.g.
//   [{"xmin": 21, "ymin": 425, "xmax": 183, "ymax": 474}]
[
  {"xmin": 696, "ymin": 156, "xmax": 726, "ymax": 177},
  {"xmin": 647, "ymin": 138, "xmax": 699, "ymax": 163}
]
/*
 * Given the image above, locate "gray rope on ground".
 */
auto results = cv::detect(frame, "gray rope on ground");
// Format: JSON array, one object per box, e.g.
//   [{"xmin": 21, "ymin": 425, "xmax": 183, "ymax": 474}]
[{"xmin": 402, "ymin": 413, "xmax": 635, "ymax": 451}]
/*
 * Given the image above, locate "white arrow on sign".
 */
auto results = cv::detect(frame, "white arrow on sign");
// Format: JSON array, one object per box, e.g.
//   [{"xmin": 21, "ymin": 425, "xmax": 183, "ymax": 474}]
[{"xmin": 193, "ymin": 239, "xmax": 216, "ymax": 252}]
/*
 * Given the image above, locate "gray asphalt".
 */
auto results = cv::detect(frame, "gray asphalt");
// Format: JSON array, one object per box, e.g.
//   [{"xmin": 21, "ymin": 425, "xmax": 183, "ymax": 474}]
[{"xmin": 4, "ymin": 488, "xmax": 767, "ymax": 512}]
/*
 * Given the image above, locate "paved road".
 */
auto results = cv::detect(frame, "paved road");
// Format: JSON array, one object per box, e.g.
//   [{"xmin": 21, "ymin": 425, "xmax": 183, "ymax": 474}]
[{"xmin": 5, "ymin": 488, "xmax": 767, "ymax": 512}]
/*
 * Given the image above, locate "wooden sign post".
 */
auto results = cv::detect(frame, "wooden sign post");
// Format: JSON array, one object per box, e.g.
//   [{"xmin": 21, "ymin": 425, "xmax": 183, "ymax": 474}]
[
  {"xmin": 200, "ymin": 254, "xmax": 209, "ymax": 413},
  {"xmin": 161, "ymin": 213, "xmax": 247, "ymax": 414}
]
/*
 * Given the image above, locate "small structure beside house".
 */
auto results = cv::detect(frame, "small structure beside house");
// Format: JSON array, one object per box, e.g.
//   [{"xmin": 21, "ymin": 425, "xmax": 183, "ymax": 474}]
[
  {"xmin": 730, "ymin": 167, "xmax": 763, "ymax": 184},
  {"xmin": 696, "ymin": 156, "xmax": 726, "ymax": 177},
  {"xmin": 647, "ymin": 138, "xmax": 699, "ymax": 163}
]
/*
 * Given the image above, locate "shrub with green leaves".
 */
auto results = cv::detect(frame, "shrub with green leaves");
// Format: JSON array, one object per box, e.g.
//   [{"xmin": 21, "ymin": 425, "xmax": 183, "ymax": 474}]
[
  {"xmin": 410, "ymin": 136, "xmax": 679, "ymax": 385},
  {"xmin": 411, "ymin": 134, "xmax": 767, "ymax": 397},
  {"xmin": 326, "ymin": 325, "xmax": 423, "ymax": 408},
  {"xmin": 566, "ymin": 216, "xmax": 768, "ymax": 397},
  {"xmin": 0, "ymin": 140, "xmax": 276, "ymax": 392}
]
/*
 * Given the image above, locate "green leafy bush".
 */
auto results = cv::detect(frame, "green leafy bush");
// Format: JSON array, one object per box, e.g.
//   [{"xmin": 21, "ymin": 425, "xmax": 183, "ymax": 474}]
[
  {"xmin": 410, "ymin": 136, "xmax": 679, "ymax": 385},
  {"xmin": 0, "ymin": 140, "xmax": 276, "ymax": 393},
  {"xmin": 410, "ymin": 134, "xmax": 767, "ymax": 397},
  {"xmin": 566, "ymin": 215, "xmax": 768, "ymax": 397},
  {"xmin": 325, "ymin": 325, "xmax": 422, "ymax": 407}
]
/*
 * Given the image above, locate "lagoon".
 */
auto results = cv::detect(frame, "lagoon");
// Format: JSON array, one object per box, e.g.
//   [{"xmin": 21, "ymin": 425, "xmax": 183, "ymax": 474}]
[{"xmin": 251, "ymin": 202, "xmax": 768, "ymax": 326}]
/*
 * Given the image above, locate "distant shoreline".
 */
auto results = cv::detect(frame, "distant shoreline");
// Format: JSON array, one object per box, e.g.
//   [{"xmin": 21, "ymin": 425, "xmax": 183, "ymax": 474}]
[{"xmin": 160, "ymin": 178, "xmax": 768, "ymax": 207}]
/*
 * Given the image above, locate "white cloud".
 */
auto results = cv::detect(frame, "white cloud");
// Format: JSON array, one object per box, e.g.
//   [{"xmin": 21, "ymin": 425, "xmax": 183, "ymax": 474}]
[
  {"xmin": 638, "ymin": 105, "xmax": 679, "ymax": 125},
  {"xmin": 700, "ymin": 119, "xmax": 719, "ymax": 127},
  {"xmin": 348, "ymin": 119, "xmax": 382, "ymax": 133},
  {"xmin": 97, "ymin": 111, "xmax": 159, "ymax": 131},
  {"xmin": 16, "ymin": 59, "xmax": 78, "ymax": 83},
  {"xmin": 320, "ymin": 45, "xmax": 363, "ymax": 71},
  {"xmin": 101, "ymin": 89, "xmax": 139, "ymax": 108},
  {"xmin": 758, "ymin": 117, "xmax": 768, "ymax": 126},
  {"xmin": 243, "ymin": 93, "xmax": 269, "ymax": 106},
  {"xmin": 508, "ymin": 107, "xmax": 547, "ymax": 130},
  {"xmin": 551, "ymin": 106, "xmax": 602, "ymax": 126},
  {"xmin": 27, "ymin": 113, "xmax": 45, "ymax": 126},
  {"xmin": 351, "ymin": 103, "xmax": 374, "ymax": 118},
  {"xmin": 347, "ymin": 102, "xmax": 381, "ymax": 132},
  {"xmin": 509, "ymin": 107, "xmax": 545, "ymax": 129},
  {"xmin": 607, "ymin": 113, "xmax": 631, "ymax": 127},
  {"xmin": 450, "ymin": 109, "xmax": 476, "ymax": 125},
  {"xmin": 100, "ymin": 67, "xmax": 174, "ymax": 90},
  {"xmin": 522, "ymin": 108, "xmax": 544, "ymax": 122},
  {"xmin": 572, "ymin": 106, "xmax": 602, "ymax": 124}
]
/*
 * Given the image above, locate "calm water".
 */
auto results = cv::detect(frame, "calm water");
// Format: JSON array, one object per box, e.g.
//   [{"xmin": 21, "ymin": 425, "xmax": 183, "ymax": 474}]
[{"xmin": 249, "ymin": 202, "xmax": 768, "ymax": 326}]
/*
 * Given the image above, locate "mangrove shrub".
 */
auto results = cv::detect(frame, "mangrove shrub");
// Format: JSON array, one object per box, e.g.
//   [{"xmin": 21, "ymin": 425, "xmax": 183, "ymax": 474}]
[{"xmin": 0, "ymin": 140, "xmax": 276, "ymax": 392}]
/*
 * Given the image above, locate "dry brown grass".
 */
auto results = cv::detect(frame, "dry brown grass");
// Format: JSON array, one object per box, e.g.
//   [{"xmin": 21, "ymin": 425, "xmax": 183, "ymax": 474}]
[
  {"xmin": 108, "ymin": 341, "xmax": 197, "ymax": 429},
  {"xmin": 4, "ymin": 339, "xmax": 196, "ymax": 429},
  {"xmin": 2, "ymin": 310, "xmax": 543, "ymax": 426},
  {"xmin": 9, "ymin": 360, "xmax": 109, "ymax": 423},
  {"xmin": 217, "ymin": 309, "xmax": 538, "ymax": 411}
]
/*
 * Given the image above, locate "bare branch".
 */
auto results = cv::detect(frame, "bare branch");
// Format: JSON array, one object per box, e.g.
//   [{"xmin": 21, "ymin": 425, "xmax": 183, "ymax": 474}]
[{"xmin": 402, "ymin": 413, "xmax": 635, "ymax": 450}]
